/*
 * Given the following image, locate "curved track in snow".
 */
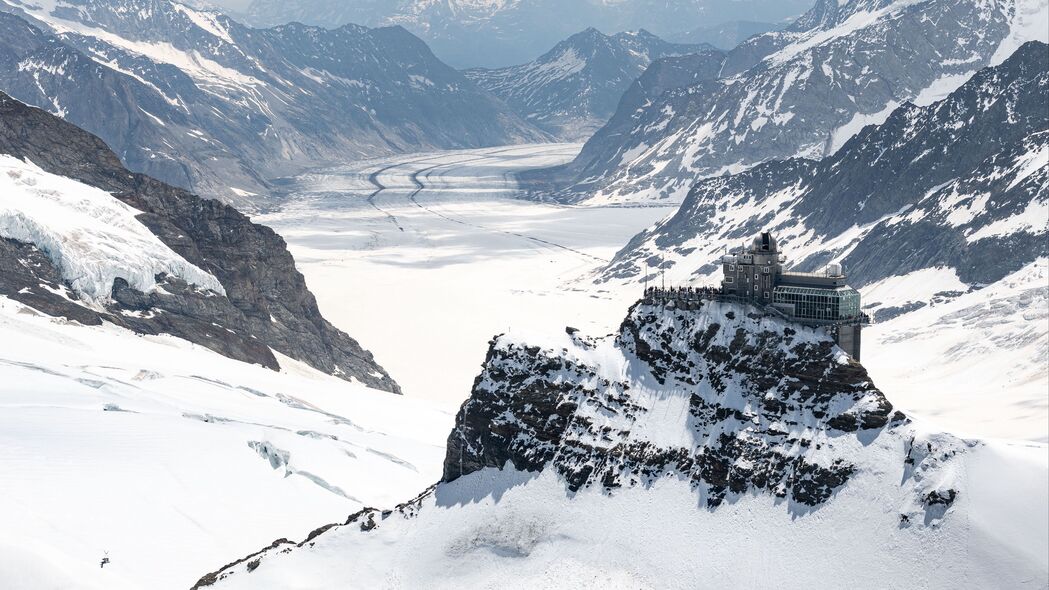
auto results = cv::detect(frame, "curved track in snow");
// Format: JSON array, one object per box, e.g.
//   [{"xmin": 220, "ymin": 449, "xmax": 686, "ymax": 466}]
[
  {"xmin": 401, "ymin": 159, "xmax": 609, "ymax": 264},
  {"xmin": 261, "ymin": 143, "xmax": 675, "ymax": 404}
]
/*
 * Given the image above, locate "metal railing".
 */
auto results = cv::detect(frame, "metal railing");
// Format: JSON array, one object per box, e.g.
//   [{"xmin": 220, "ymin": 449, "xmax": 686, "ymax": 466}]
[{"xmin": 640, "ymin": 286, "xmax": 871, "ymax": 326}]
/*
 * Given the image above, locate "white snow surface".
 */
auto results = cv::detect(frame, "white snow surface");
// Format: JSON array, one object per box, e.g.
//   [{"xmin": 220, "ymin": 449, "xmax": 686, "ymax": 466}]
[
  {"xmin": 0, "ymin": 295, "xmax": 451, "ymax": 590},
  {"xmin": 0, "ymin": 155, "xmax": 225, "ymax": 302},
  {"xmin": 211, "ymin": 452, "xmax": 1049, "ymax": 590},
  {"xmin": 256, "ymin": 143, "xmax": 675, "ymax": 405},
  {"xmin": 864, "ymin": 259, "xmax": 1049, "ymax": 442}
]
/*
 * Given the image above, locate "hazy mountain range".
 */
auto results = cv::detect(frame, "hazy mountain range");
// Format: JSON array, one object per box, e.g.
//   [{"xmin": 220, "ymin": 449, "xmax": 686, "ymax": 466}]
[
  {"xmin": 465, "ymin": 28, "xmax": 714, "ymax": 140},
  {"xmin": 238, "ymin": 0, "xmax": 812, "ymax": 68}
]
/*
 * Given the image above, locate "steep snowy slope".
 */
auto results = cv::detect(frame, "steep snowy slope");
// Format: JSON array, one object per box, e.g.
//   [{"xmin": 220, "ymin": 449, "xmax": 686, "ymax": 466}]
[
  {"xmin": 196, "ymin": 299, "xmax": 1049, "ymax": 589},
  {"xmin": 241, "ymin": 0, "xmax": 813, "ymax": 68},
  {"xmin": 594, "ymin": 43, "xmax": 1048, "ymax": 440},
  {"xmin": 523, "ymin": 0, "xmax": 1049, "ymax": 204},
  {"xmin": 464, "ymin": 29, "xmax": 713, "ymax": 141},
  {"xmin": 0, "ymin": 294, "xmax": 451, "ymax": 590},
  {"xmin": 0, "ymin": 0, "xmax": 545, "ymax": 206},
  {"xmin": 0, "ymin": 92, "xmax": 400, "ymax": 391},
  {"xmin": 601, "ymin": 42, "xmax": 1049, "ymax": 289}
]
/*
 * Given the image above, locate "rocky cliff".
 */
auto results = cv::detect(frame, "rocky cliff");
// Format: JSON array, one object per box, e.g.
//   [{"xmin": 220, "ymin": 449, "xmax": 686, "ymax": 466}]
[
  {"xmin": 444, "ymin": 299, "xmax": 906, "ymax": 507},
  {"xmin": 0, "ymin": 92, "xmax": 399, "ymax": 392}
]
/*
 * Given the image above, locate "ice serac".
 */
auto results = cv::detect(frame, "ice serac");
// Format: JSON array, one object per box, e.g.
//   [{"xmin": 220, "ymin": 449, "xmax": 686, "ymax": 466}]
[
  {"xmin": 193, "ymin": 298, "xmax": 1048, "ymax": 589},
  {"xmin": 523, "ymin": 0, "xmax": 1044, "ymax": 204},
  {"xmin": 0, "ymin": 92, "xmax": 400, "ymax": 393},
  {"xmin": 464, "ymin": 29, "xmax": 714, "ymax": 141},
  {"xmin": 0, "ymin": 0, "xmax": 546, "ymax": 207}
]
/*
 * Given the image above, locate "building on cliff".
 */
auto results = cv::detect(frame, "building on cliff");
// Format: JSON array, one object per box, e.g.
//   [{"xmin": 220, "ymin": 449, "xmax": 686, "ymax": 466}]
[
  {"xmin": 643, "ymin": 231, "xmax": 869, "ymax": 360},
  {"xmin": 719, "ymin": 231, "xmax": 867, "ymax": 359}
]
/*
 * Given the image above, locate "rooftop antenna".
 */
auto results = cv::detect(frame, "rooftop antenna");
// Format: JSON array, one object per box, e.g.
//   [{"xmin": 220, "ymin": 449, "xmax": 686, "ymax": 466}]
[{"xmin": 661, "ymin": 253, "xmax": 666, "ymax": 290}]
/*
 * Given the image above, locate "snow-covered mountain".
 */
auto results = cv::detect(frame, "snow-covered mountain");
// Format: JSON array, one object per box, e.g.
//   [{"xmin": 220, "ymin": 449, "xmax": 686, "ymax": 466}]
[
  {"xmin": 464, "ymin": 29, "xmax": 714, "ymax": 141},
  {"xmin": 595, "ymin": 41, "xmax": 1049, "ymax": 440},
  {"xmin": 0, "ymin": 0, "xmax": 545, "ymax": 207},
  {"xmin": 193, "ymin": 299, "xmax": 1049, "ymax": 589},
  {"xmin": 241, "ymin": 0, "xmax": 813, "ymax": 68},
  {"xmin": 522, "ymin": 0, "xmax": 1049, "ymax": 205},
  {"xmin": 0, "ymin": 91, "xmax": 400, "ymax": 392}
]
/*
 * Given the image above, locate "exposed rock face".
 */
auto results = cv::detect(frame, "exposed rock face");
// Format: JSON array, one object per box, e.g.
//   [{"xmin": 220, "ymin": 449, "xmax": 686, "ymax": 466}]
[
  {"xmin": 0, "ymin": 92, "xmax": 399, "ymax": 392},
  {"xmin": 522, "ymin": 0, "xmax": 1033, "ymax": 204},
  {"xmin": 444, "ymin": 299, "xmax": 909, "ymax": 508},
  {"xmin": 0, "ymin": 1, "xmax": 545, "ymax": 206},
  {"xmin": 464, "ymin": 29, "xmax": 712, "ymax": 141},
  {"xmin": 599, "ymin": 41, "xmax": 1049, "ymax": 293}
]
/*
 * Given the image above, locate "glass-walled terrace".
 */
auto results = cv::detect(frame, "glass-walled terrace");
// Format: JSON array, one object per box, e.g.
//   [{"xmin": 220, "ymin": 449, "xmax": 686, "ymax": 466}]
[{"xmin": 772, "ymin": 286, "xmax": 861, "ymax": 321}]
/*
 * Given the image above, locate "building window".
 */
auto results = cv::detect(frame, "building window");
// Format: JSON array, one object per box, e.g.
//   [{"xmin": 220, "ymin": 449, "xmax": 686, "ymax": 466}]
[
  {"xmin": 763, "ymin": 291, "xmax": 769, "ymax": 298},
  {"xmin": 763, "ymin": 267, "xmax": 770, "ymax": 274},
  {"xmin": 728, "ymin": 264, "xmax": 735, "ymax": 271},
  {"xmin": 725, "ymin": 277, "xmax": 734, "ymax": 283}
]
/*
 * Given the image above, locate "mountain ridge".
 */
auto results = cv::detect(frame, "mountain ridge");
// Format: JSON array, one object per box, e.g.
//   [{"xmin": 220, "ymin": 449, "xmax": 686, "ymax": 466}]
[
  {"xmin": 464, "ymin": 28, "xmax": 714, "ymax": 141},
  {"xmin": 521, "ymin": 0, "xmax": 1044, "ymax": 205},
  {"xmin": 0, "ymin": 90, "xmax": 401, "ymax": 392}
]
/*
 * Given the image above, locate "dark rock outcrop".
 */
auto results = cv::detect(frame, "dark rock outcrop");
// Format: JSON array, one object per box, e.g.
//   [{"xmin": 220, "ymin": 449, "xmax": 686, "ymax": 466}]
[
  {"xmin": 0, "ymin": 92, "xmax": 399, "ymax": 392},
  {"xmin": 444, "ymin": 299, "xmax": 907, "ymax": 507}
]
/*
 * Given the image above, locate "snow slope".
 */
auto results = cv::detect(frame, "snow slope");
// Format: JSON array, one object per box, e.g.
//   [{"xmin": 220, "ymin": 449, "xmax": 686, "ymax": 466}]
[
  {"xmin": 863, "ymin": 259, "xmax": 1049, "ymax": 442},
  {"xmin": 200, "ymin": 300, "xmax": 1049, "ymax": 589},
  {"xmin": 0, "ymin": 294, "xmax": 451, "ymax": 590},
  {"xmin": 0, "ymin": 154, "xmax": 224, "ymax": 302}
]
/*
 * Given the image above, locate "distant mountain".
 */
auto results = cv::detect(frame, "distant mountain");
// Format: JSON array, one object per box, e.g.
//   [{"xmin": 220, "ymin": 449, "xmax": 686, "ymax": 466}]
[
  {"xmin": 464, "ymin": 29, "xmax": 714, "ymax": 141},
  {"xmin": 0, "ymin": 0, "xmax": 545, "ymax": 207},
  {"xmin": 666, "ymin": 20, "xmax": 781, "ymax": 50},
  {"xmin": 522, "ymin": 0, "xmax": 1047, "ymax": 205},
  {"xmin": 0, "ymin": 91, "xmax": 401, "ymax": 392},
  {"xmin": 194, "ymin": 298, "xmax": 1048, "ymax": 589},
  {"xmin": 241, "ymin": 0, "xmax": 814, "ymax": 68},
  {"xmin": 599, "ymin": 41, "xmax": 1049, "ymax": 293}
]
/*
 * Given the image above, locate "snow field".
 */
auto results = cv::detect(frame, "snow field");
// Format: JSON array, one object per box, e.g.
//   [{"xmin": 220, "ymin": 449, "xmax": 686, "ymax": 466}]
[
  {"xmin": 0, "ymin": 296, "xmax": 451, "ymax": 589},
  {"xmin": 257, "ymin": 143, "xmax": 675, "ymax": 405},
  {"xmin": 211, "ymin": 444, "xmax": 1048, "ymax": 590}
]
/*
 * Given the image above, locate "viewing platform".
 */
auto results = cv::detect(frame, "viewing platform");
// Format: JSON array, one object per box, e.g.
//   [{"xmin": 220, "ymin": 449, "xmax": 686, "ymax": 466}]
[{"xmin": 642, "ymin": 231, "xmax": 871, "ymax": 359}]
